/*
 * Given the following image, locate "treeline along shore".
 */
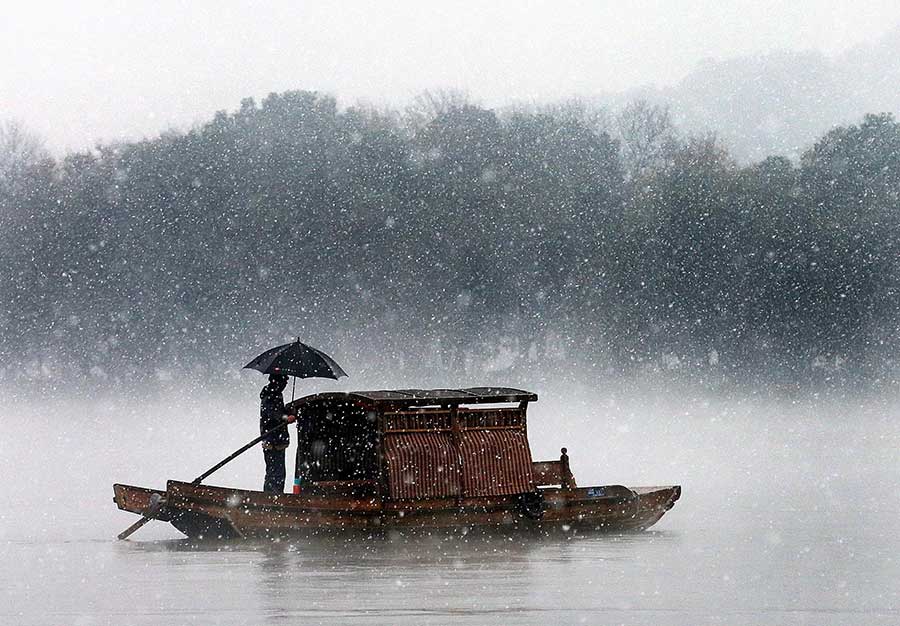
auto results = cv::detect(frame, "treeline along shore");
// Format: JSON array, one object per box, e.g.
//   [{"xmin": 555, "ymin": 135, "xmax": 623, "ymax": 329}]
[{"xmin": 2, "ymin": 91, "xmax": 899, "ymax": 388}]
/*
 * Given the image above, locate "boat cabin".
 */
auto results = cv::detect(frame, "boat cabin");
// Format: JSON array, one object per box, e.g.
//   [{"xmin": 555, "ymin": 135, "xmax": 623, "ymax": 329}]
[{"xmin": 286, "ymin": 387, "xmax": 574, "ymax": 500}]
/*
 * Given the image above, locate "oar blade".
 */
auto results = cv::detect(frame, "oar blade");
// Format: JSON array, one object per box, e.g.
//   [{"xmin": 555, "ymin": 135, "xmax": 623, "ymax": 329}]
[{"xmin": 117, "ymin": 492, "xmax": 163, "ymax": 540}]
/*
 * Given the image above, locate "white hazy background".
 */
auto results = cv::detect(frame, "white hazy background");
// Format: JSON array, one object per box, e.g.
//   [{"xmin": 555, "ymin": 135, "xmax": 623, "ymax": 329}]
[
  {"xmin": 3, "ymin": 2, "xmax": 900, "ymax": 622},
  {"xmin": 3, "ymin": 0, "xmax": 900, "ymax": 153},
  {"xmin": 1, "ymin": 379, "xmax": 897, "ymax": 543}
]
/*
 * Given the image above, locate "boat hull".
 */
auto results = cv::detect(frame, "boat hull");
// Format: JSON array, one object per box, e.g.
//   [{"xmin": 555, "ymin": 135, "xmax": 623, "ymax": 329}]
[{"xmin": 113, "ymin": 481, "xmax": 680, "ymax": 539}]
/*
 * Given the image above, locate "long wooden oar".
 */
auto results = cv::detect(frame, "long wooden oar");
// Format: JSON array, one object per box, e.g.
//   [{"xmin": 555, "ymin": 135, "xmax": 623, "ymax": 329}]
[{"xmin": 117, "ymin": 420, "xmax": 294, "ymax": 540}]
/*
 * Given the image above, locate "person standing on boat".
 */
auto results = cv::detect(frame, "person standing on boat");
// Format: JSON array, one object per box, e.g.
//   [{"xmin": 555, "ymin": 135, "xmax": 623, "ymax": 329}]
[{"xmin": 259, "ymin": 373, "xmax": 296, "ymax": 493}]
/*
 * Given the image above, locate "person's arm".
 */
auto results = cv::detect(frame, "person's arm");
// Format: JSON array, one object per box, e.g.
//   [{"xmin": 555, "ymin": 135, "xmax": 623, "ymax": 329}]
[{"xmin": 278, "ymin": 398, "xmax": 296, "ymax": 423}]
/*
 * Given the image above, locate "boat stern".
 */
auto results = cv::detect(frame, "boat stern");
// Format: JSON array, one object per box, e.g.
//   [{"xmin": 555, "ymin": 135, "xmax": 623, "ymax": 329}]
[{"xmin": 113, "ymin": 483, "xmax": 169, "ymax": 520}]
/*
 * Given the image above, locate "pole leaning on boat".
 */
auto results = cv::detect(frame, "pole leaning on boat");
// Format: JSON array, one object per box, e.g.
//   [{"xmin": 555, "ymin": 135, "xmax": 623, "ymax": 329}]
[{"xmin": 116, "ymin": 421, "xmax": 295, "ymax": 540}]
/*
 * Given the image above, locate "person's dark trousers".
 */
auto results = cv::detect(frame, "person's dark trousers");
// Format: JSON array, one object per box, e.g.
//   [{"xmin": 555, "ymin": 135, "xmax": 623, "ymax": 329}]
[{"xmin": 263, "ymin": 448, "xmax": 286, "ymax": 493}]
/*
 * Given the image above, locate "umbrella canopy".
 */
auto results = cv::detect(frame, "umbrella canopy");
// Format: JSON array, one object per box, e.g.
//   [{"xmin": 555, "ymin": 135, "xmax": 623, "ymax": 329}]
[{"xmin": 244, "ymin": 340, "xmax": 348, "ymax": 380}]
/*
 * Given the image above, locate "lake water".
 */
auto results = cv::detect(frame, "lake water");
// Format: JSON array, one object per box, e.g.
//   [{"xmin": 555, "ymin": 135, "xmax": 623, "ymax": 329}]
[{"xmin": 2, "ymin": 385, "xmax": 898, "ymax": 625}]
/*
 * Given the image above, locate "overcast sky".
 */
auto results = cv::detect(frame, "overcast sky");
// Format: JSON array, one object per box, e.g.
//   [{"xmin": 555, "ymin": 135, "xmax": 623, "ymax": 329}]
[{"xmin": 3, "ymin": 1, "xmax": 900, "ymax": 153}]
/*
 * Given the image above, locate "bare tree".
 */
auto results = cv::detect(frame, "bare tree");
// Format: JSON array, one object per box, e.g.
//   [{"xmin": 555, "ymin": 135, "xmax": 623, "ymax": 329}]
[
  {"xmin": 615, "ymin": 100, "xmax": 679, "ymax": 180},
  {"xmin": 0, "ymin": 120, "xmax": 49, "ymax": 189},
  {"xmin": 403, "ymin": 89, "xmax": 472, "ymax": 132}
]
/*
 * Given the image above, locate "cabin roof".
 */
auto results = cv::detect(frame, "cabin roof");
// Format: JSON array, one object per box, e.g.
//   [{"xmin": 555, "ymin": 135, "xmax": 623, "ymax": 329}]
[{"xmin": 287, "ymin": 387, "xmax": 537, "ymax": 411}]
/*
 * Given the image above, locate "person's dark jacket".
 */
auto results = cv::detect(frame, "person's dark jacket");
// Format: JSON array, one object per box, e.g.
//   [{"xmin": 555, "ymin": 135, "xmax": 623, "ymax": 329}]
[{"xmin": 260, "ymin": 384, "xmax": 290, "ymax": 448}]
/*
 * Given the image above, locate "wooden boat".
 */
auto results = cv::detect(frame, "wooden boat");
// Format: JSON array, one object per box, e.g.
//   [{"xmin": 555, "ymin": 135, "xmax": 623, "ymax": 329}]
[{"xmin": 114, "ymin": 387, "xmax": 680, "ymax": 539}]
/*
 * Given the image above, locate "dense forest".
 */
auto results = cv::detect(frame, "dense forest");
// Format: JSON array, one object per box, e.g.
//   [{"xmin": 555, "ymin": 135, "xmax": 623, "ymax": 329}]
[{"xmin": 2, "ymin": 92, "xmax": 899, "ymax": 388}]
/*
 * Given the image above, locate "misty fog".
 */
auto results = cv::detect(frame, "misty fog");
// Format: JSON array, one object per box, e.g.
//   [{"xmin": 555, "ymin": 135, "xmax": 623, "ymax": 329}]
[
  {"xmin": 2, "ymin": 383, "xmax": 898, "ymax": 624},
  {"xmin": 2, "ymin": 2, "xmax": 900, "ymax": 624}
]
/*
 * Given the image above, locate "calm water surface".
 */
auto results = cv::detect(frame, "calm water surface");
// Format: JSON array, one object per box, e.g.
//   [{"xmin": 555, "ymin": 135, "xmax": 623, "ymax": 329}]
[{"xmin": 2, "ymin": 390, "xmax": 898, "ymax": 625}]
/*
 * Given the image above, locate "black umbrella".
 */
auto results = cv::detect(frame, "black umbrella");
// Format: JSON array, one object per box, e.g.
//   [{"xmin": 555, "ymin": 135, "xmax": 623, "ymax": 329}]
[{"xmin": 244, "ymin": 339, "xmax": 348, "ymax": 381}]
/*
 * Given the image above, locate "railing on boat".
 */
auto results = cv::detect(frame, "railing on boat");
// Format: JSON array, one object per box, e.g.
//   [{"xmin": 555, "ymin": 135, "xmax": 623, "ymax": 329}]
[
  {"xmin": 532, "ymin": 448, "xmax": 576, "ymax": 488},
  {"xmin": 381, "ymin": 406, "xmax": 526, "ymax": 432}
]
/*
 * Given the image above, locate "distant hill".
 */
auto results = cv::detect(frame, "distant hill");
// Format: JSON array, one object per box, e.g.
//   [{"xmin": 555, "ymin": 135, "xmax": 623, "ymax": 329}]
[{"xmin": 628, "ymin": 26, "xmax": 900, "ymax": 162}]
